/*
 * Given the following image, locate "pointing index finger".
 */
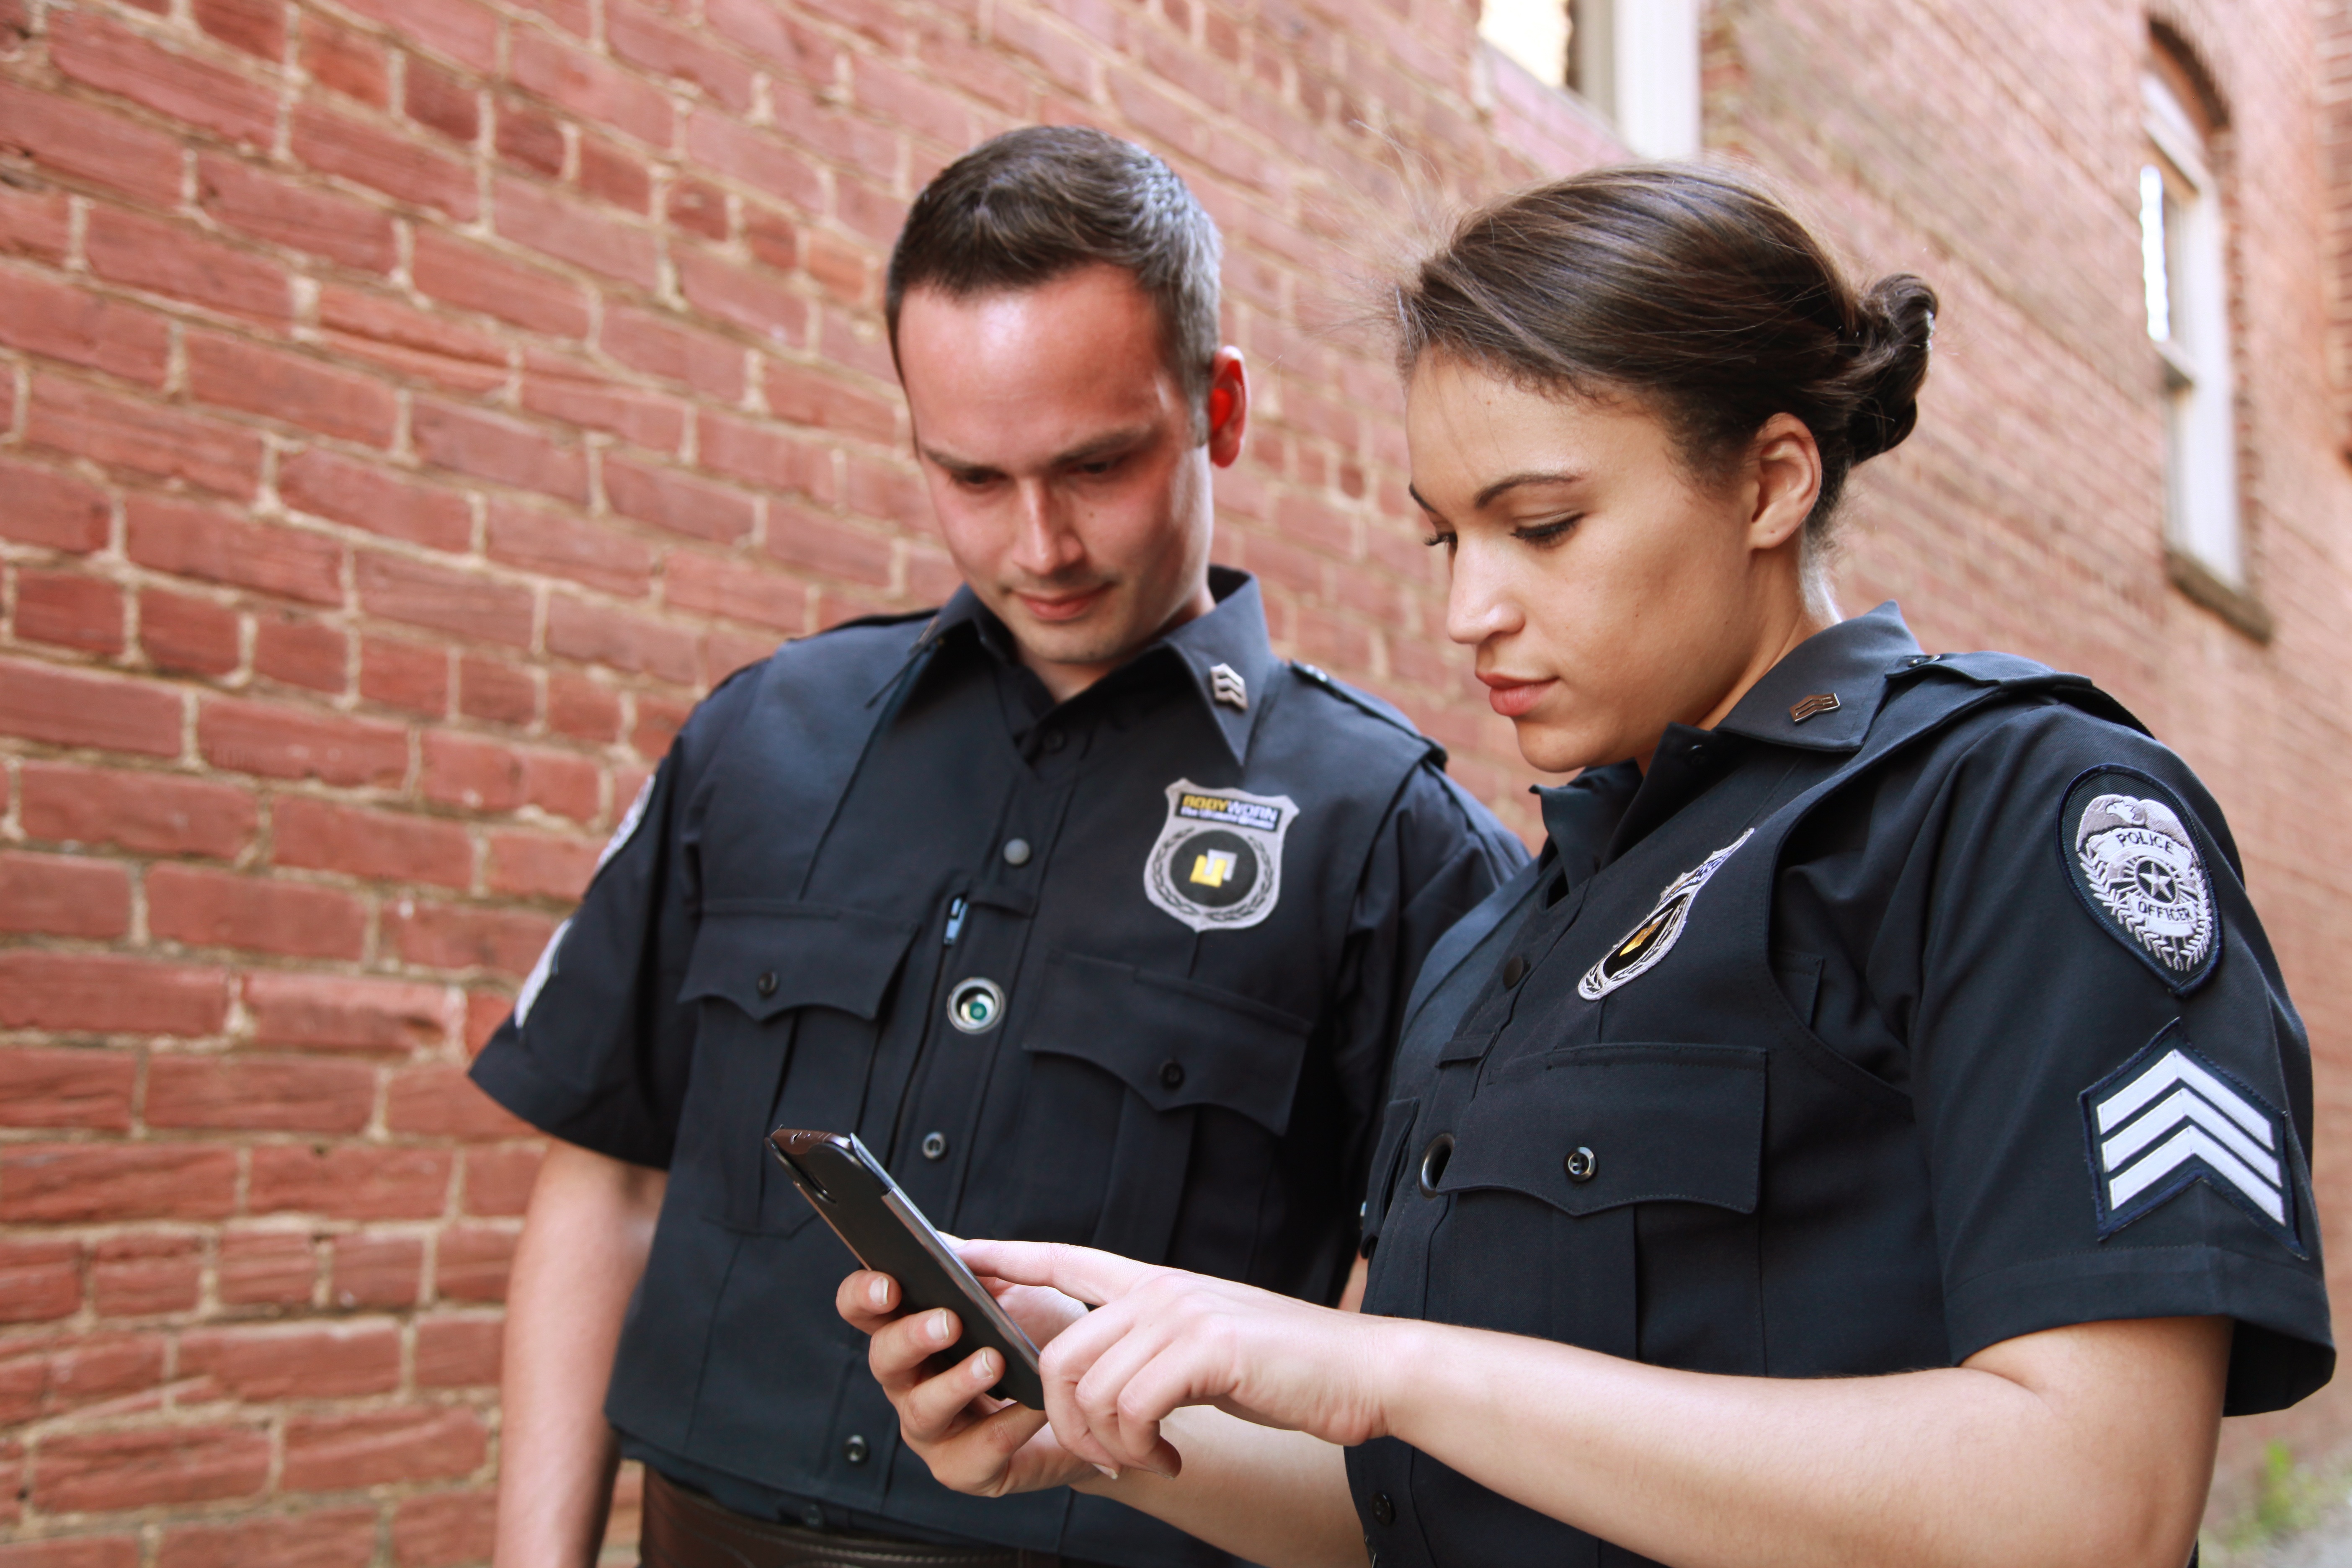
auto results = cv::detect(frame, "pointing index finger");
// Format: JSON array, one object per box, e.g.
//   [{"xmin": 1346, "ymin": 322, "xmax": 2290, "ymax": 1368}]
[{"xmin": 954, "ymin": 1240, "xmax": 1157, "ymax": 1306}]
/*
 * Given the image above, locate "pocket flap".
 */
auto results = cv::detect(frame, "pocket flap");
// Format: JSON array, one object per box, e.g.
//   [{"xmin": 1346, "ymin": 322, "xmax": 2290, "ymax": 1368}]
[
  {"xmin": 679, "ymin": 904, "xmax": 920, "ymax": 1023},
  {"xmin": 1436, "ymin": 1044, "xmax": 1765, "ymax": 1216},
  {"xmin": 1022, "ymin": 949, "xmax": 1313, "ymax": 1133}
]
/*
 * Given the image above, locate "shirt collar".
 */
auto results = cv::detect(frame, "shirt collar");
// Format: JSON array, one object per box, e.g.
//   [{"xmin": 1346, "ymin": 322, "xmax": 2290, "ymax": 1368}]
[
  {"xmin": 911, "ymin": 567, "xmax": 1277, "ymax": 766},
  {"xmin": 1711, "ymin": 601, "xmax": 1924, "ymax": 752}
]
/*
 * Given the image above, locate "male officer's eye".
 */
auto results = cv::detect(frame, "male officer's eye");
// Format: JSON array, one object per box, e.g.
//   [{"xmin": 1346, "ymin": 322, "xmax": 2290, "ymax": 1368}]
[{"xmin": 1073, "ymin": 454, "xmax": 1126, "ymax": 478}]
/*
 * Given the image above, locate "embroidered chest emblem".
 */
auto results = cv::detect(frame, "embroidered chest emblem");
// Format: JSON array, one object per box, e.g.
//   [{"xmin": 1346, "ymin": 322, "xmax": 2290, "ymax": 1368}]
[
  {"xmin": 1143, "ymin": 780, "xmax": 1296, "ymax": 933},
  {"xmin": 2082, "ymin": 1024, "xmax": 2296, "ymax": 1250},
  {"xmin": 2062, "ymin": 769, "xmax": 2218, "ymax": 992},
  {"xmin": 1577, "ymin": 829, "xmax": 1754, "ymax": 1001}
]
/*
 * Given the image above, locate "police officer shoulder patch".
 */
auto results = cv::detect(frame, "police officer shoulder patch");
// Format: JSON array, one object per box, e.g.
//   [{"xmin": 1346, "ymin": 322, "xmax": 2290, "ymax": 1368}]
[
  {"xmin": 2060, "ymin": 766, "xmax": 2219, "ymax": 994},
  {"xmin": 1144, "ymin": 780, "xmax": 1295, "ymax": 933},
  {"xmin": 2081, "ymin": 1021, "xmax": 2300, "ymax": 1253},
  {"xmin": 1578, "ymin": 829, "xmax": 1754, "ymax": 1001}
]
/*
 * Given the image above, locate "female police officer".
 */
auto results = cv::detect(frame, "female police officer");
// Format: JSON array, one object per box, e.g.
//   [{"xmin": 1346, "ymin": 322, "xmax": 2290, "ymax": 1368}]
[{"xmin": 838, "ymin": 166, "xmax": 2333, "ymax": 1568}]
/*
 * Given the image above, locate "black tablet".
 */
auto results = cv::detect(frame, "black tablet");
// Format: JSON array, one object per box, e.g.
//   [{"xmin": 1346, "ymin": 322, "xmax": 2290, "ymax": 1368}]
[{"xmin": 768, "ymin": 1128, "xmax": 1048, "ymax": 1409}]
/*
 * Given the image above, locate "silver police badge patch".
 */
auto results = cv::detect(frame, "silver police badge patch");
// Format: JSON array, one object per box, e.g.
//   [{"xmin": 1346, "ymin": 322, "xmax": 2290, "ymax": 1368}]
[
  {"xmin": 2062, "ymin": 768, "xmax": 2219, "ymax": 993},
  {"xmin": 1144, "ymin": 780, "xmax": 1295, "ymax": 933},
  {"xmin": 1578, "ymin": 829, "xmax": 1754, "ymax": 1000}
]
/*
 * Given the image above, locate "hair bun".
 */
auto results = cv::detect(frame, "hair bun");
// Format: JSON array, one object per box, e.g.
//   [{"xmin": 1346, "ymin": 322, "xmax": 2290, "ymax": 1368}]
[{"xmin": 1846, "ymin": 273, "xmax": 1938, "ymax": 462}]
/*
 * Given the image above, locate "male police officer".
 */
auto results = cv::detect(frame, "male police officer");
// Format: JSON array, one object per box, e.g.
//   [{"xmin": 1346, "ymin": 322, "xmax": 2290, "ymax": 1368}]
[{"xmin": 472, "ymin": 127, "xmax": 1525, "ymax": 1568}]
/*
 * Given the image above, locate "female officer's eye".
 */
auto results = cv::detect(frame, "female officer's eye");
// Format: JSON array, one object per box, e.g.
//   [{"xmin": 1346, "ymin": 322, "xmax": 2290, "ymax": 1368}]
[
  {"xmin": 1422, "ymin": 528, "xmax": 1458, "ymax": 553},
  {"xmin": 1512, "ymin": 516, "xmax": 1581, "ymax": 547}
]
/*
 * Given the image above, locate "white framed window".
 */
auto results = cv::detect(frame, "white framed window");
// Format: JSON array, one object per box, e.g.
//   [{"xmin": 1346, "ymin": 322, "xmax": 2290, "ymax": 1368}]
[
  {"xmin": 2138, "ymin": 62, "xmax": 2243, "ymax": 590},
  {"xmin": 1479, "ymin": 0, "xmax": 1702, "ymax": 160}
]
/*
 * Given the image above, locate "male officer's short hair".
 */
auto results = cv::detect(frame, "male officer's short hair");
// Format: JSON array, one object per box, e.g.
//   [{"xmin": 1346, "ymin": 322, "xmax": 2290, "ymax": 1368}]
[{"xmin": 885, "ymin": 126, "xmax": 1223, "ymax": 427}]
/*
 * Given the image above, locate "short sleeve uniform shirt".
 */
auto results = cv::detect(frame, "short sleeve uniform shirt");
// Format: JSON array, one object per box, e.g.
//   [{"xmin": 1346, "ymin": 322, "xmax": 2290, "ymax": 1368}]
[
  {"xmin": 1349, "ymin": 604, "xmax": 2331, "ymax": 1568},
  {"xmin": 471, "ymin": 568, "xmax": 1526, "ymax": 1568}
]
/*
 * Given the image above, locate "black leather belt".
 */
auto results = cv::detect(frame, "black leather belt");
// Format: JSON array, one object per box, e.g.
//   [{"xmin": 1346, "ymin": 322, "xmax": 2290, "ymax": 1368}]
[{"xmin": 640, "ymin": 1468, "xmax": 1112, "ymax": 1568}]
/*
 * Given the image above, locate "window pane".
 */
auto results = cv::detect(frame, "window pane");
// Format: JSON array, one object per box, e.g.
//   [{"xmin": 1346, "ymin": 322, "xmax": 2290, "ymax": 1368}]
[
  {"xmin": 1481, "ymin": 0, "xmax": 1570, "ymax": 87},
  {"xmin": 2139, "ymin": 163, "xmax": 2171, "ymax": 343}
]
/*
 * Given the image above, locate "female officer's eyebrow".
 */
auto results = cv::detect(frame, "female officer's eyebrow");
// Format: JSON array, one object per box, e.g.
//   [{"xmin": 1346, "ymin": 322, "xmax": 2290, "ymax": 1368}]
[{"xmin": 1472, "ymin": 469, "xmax": 1586, "ymax": 509}]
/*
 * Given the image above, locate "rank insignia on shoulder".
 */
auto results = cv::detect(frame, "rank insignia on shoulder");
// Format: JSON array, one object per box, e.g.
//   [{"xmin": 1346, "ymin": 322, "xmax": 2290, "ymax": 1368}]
[
  {"xmin": 2061, "ymin": 767, "xmax": 2219, "ymax": 993},
  {"xmin": 1144, "ymin": 780, "xmax": 1295, "ymax": 932},
  {"xmin": 1577, "ymin": 829, "xmax": 1754, "ymax": 1001},
  {"xmin": 2082, "ymin": 1023, "xmax": 2299, "ymax": 1251}
]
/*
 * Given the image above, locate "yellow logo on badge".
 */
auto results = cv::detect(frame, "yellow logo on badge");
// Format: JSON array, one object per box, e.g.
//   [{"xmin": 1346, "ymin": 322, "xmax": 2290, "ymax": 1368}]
[{"xmin": 1189, "ymin": 848, "xmax": 1238, "ymax": 888}]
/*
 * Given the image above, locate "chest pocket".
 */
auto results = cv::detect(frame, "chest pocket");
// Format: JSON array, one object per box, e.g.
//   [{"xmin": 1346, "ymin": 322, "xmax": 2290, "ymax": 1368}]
[
  {"xmin": 1007, "ymin": 948, "xmax": 1313, "ymax": 1264},
  {"xmin": 676, "ymin": 903, "xmax": 921, "ymax": 1232}
]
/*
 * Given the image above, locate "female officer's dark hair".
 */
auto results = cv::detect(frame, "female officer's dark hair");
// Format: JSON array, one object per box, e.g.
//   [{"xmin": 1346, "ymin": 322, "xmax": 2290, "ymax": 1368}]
[
  {"xmin": 1393, "ymin": 164, "xmax": 1937, "ymax": 534},
  {"xmin": 887, "ymin": 126, "xmax": 1222, "ymax": 428}
]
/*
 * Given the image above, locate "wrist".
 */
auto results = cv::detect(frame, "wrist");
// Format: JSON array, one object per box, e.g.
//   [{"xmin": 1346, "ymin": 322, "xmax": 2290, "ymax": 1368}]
[{"xmin": 1359, "ymin": 1315, "xmax": 1443, "ymax": 1448}]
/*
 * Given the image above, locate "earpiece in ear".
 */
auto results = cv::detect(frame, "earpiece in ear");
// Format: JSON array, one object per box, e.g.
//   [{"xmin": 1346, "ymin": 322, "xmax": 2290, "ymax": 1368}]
[{"xmin": 1208, "ymin": 386, "xmax": 1235, "ymax": 431}]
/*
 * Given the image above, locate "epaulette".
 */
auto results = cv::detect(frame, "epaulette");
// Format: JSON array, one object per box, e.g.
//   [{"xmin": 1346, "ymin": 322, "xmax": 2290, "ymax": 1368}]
[
  {"xmin": 1289, "ymin": 660, "xmax": 1447, "ymax": 767},
  {"xmin": 1892, "ymin": 651, "xmax": 2149, "ymax": 737},
  {"xmin": 790, "ymin": 605, "xmax": 940, "ymax": 643}
]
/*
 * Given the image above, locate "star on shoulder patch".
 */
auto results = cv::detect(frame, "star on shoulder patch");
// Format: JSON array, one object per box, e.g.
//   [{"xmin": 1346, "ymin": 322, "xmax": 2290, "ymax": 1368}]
[
  {"xmin": 2081, "ymin": 1022, "xmax": 2299, "ymax": 1252},
  {"xmin": 2059, "ymin": 766, "xmax": 2219, "ymax": 994}
]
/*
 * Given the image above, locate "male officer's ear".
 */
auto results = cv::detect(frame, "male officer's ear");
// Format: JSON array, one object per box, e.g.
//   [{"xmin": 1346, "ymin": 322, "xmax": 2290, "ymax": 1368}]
[{"xmin": 1209, "ymin": 387, "xmax": 1235, "ymax": 432}]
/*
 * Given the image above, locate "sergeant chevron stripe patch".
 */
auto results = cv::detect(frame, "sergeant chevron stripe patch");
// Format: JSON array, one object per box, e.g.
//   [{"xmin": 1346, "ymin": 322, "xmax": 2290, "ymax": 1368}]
[{"xmin": 2082, "ymin": 1024, "xmax": 2298, "ymax": 1250}]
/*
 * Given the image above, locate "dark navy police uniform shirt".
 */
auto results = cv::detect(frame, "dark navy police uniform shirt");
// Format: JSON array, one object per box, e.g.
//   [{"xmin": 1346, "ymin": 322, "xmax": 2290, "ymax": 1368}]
[
  {"xmin": 470, "ymin": 568, "xmax": 1525, "ymax": 1567},
  {"xmin": 1351, "ymin": 604, "xmax": 2332, "ymax": 1568}
]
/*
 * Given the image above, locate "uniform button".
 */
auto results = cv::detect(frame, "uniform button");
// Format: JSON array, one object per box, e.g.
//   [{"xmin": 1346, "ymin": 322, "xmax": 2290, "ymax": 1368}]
[
  {"xmin": 1371, "ymin": 1491, "xmax": 1396, "ymax": 1527},
  {"xmin": 1565, "ymin": 1145, "xmax": 1597, "ymax": 1183},
  {"xmin": 842, "ymin": 1433, "xmax": 870, "ymax": 1465},
  {"xmin": 1003, "ymin": 838, "xmax": 1032, "ymax": 866},
  {"xmin": 756, "ymin": 970, "xmax": 779, "ymax": 998},
  {"xmin": 921, "ymin": 1130, "xmax": 949, "ymax": 1162},
  {"xmin": 1688, "ymin": 741, "xmax": 1707, "ymax": 760},
  {"xmin": 1158, "ymin": 1060, "xmax": 1186, "ymax": 1090},
  {"xmin": 1501, "ymin": 954, "xmax": 1526, "ymax": 988},
  {"xmin": 800, "ymin": 1503, "xmax": 825, "ymax": 1531},
  {"xmin": 1417, "ymin": 1133, "xmax": 1455, "ymax": 1198},
  {"xmin": 1042, "ymin": 729, "xmax": 1066, "ymax": 753}
]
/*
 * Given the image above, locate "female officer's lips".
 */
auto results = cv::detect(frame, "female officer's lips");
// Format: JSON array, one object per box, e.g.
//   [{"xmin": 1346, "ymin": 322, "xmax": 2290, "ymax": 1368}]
[
  {"xmin": 1478, "ymin": 672, "xmax": 1555, "ymax": 718},
  {"xmin": 1016, "ymin": 586, "xmax": 1109, "ymax": 623}
]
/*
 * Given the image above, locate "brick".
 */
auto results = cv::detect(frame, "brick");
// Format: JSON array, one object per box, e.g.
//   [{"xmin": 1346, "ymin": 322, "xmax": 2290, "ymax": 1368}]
[
  {"xmin": 456, "ymin": 654, "xmax": 535, "ymax": 726},
  {"xmin": 21, "ymin": 763, "xmax": 255, "ymax": 859},
  {"xmin": 390, "ymin": 900, "xmax": 558, "ymax": 977},
  {"xmin": 631, "ymin": 693, "xmax": 691, "ymax": 758},
  {"xmin": 0, "ymin": 79, "xmax": 181, "ymax": 205},
  {"xmin": 129, "ymin": 496, "xmax": 343, "ymax": 606},
  {"xmin": 703, "ymin": 628, "xmax": 776, "ymax": 686},
  {"xmin": 140, "ymin": 589, "xmax": 242, "ymax": 678},
  {"xmin": 329, "ymin": 1232, "xmax": 421, "ymax": 1306},
  {"xmin": 0, "ymin": 953, "xmax": 226, "ymax": 1037},
  {"xmin": 677, "ymin": 247, "xmax": 810, "ymax": 347},
  {"xmin": 0, "ymin": 1333, "xmax": 163, "ymax": 1424},
  {"xmin": 666, "ymin": 178, "xmax": 729, "ymax": 240},
  {"xmin": 405, "ymin": 57, "xmax": 480, "ymax": 143},
  {"xmin": 0, "ymin": 1539, "xmax": 141, "ymax": 1568},
  {"xmin": 462, "ymin": 1144, "xmax": 541, "ymax": 1215},
  {"xmin": 193, "ymin": 0, "xmax": 286, "ymax": 59},
  {"xmin": 291, "ymin": 103, "xmax": 477, "ymax": 220},
  {"xmin": 604, "ymin": 457, "xmax": 754, "ymax": 542},
  {"xmin": 0, "ymin": 852, "xmax": 131, "ymax": 939},
  {"xmin": 0, "ymin": 1239, "xmax": 83, "ymax": 1323},
  {"xmin": 49, "ymin": 10, "xmax": 278, "ymax": 147},
  {"xmin": 279, "ymin": 451, "xmax": 474, "ymax": 552},
  {"xmin": 147, "ymin": 866, "xmax": 367, "ymax": 959},
  {"xmin": 547, "ymin": 673, "xmax": 622, "ymax": 741},
  {"xmin": 178, "ymin": 1323, "xmax": 400, "ymax": 1403},
  {"xmin": 413, "ymin": 399, "xmax": 589, "ymax": 502},
  {"xmin": 14, "ymin": 569, "xmax": 125, "ymax": 655},
  {"xmin": 248, "ymin": 1146, "xmax": 451, "ymax": 1220},
  {"xmin": 387, "ymin": 1064, "xmax": 529, "ymax": 1138},
  {"xmin": 335, "ymin": 0, "xmax": 497, "ymax": 71},
  {"xmin": 545, "ymin": 594, "xmax": 698, "ymax": 682},
  {"xmin": 28, "ymin": 376, "xmax": 263, "ymax": 499},
  {"xmin": 245, "ymin": 971, "xmax": 450, "ymax": 1055},
  {"xmin": 0, "ymin": 460, "xmax": 110, "ymax": 552},
  {"xmin": 578, "ymin": 134, "xmax": 650, "ymax": 213},
  {"xmin": 216, "ymin": 1228, "xmax": 316, "ymax": 1305},
  {"xmin": 157, "ymin": 1508, "xmax": 378, "ymax": 1568},
  {"xmin": 464, "ymin": 990, "xmax": 512, "ymax": 1053},
  {"xmin": 0, "ymin": 267, "xmax": 172, "ymax": 385},
  {"xmin": 411, "ymin": 230, "xmax": 591, "ymax": 338},
  {"xmin": 493, "ymin": 176, "xmax": 659, "ymax": 289},
  {"xmin": 0, "ymin": 1145, "xmax": 237, "ymax": 1222},
  {"xmin": 495, "ymin": 97, "xmax": 563, "ymax": 175},
  {"xmin": 420, "ymin": 732, "xmax": 598, "ymax": 818},
  {"xmin": 391, "ymin": 1488, "xmax": 496, "ymax": 1568},
  {"xmin": 361, "ymin": 637, "xmax": 451, "ymax": 715},
  {"xmin": 603, "ymin": 304, "xmax": 746, "ymax": 398},
  {"xmin": 486, "ymin": 500, "xmax": 652, "ymax": 596},
  {"xmin": 432, "ymin": 1225, "xmax": 513, "ymax": 1301},
  {"xmin": 518, "ymin": 355, "xmax": 686, "ymax": 453},
  {"xmin": 766, "ymin": 502, "xmax": 895, "ymax": 585},
  {"xmin": 685, "ymin": 112, "xmax": 823, "ymax": 212},
  {"xmin": 415, "ymin": 1315, "xmax": 501, "ymax": 1387},
  {"xmin": 85, "ymin": 206, "xmax": 291, "ymax": 322},
  {"xmin": 607, "ymin": 0, "xmax": 756, "ymax": 110},
  {"xmin": 0, "ymin": 1048, "xmax": 134, "ymax": 1132},
  {"xmin": 275, "ymin": 796, "xmax": 472, "ymax": 888},
  {"xmin": 36, "ymin": 1424, "xmax": 270, "ymax": 1512},
  {"xmin": 186, "ymin": 332, "xmax": 395, "ymax": 445},
  {"xmin": 664, "ymin": 549, "xmax": 804, "ymax": 631},
  {"xmin": 0, "ymin": 188, "xmax": 71, "ymax": 265},
  {"xmin": 299, "ymin": 16, "xmax": 388, "ymax": 107},
  {"xmin": 253, "ymin": 612, "xmax": 348, "ymax": 692},
  {"xmin": 199, "ymin": 698, "xmax": 406, "ymax": 785},
  {"xmin": 355, "ymin": 551, "xmax": 534, "ymax": 647},
  {"xmin": 0, "ymin": 658, "xmax": 181, "ymax": 757},
  {"xmin": 803, "ymin": 229, "xmax": 872, "ymax": 306},
  {"xmin": 702, "ymin": 0, "xmax": 838, "ymax": 84},
  {"xmin": 90, "ymin": 1233, "xmax": 202, "ymax": 1315},
  {"xmin": 484, "ymin": 828, "xmax": 598, "ymax": 901},
  {"xmin": 147, "ymin": 1052, "xmax": 377, "ymax": 1131},
  {"xmin": 282, "ymin": 1407, "xmax": 487, "ymax": 1491},
  {"xmin": 697, "ymin": 412, "xmax": 827, "ymax": 495},
  {"xmin": 317, "ymin": 286, "xmax": 509, "ymax": 393},
  {"xmin": 508, "ymin": 30, "xmax": 672, "ymax": 146}
]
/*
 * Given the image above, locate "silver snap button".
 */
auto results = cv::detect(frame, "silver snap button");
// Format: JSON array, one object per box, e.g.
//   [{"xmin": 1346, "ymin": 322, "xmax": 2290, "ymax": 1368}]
[
  {"xmin": 921, "ymin": 1130, "xmax": 949, "ymax": 1161},
  {"xmin": 842, "ymin": 1432, "xmax": 870, "ymax": 1465},
  {"xmin": 946, "ymin": 977, "xmax": 1005, "ymax": 1033},
  {"xmin": 756, "ymin": 970, "xmax": 778, "ymax": 997},
  {"xmin": 1565, "ymin": 1146, "xmax": 1597, "ymax": 1183},
  {"xmin": 1002, "ymin": 838, "xmax": 1032, "ymax": 866}
]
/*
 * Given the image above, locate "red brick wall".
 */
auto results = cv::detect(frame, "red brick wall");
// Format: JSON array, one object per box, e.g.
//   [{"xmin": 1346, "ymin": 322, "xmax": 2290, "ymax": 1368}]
[{"xmin": 0, "ymin": 0, "xmax": 2343, "ymax": 1558}]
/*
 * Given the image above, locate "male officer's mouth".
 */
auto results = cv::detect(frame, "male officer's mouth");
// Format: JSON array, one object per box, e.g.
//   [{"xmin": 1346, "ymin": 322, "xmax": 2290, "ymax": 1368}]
[
  {"xmin": 1016, "ymin": 585, "xmax": 1112, "ymax": 623},
  {"xmin": 1479, "ymin": 671, "xmax": 1555, "ymax": 718}
]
